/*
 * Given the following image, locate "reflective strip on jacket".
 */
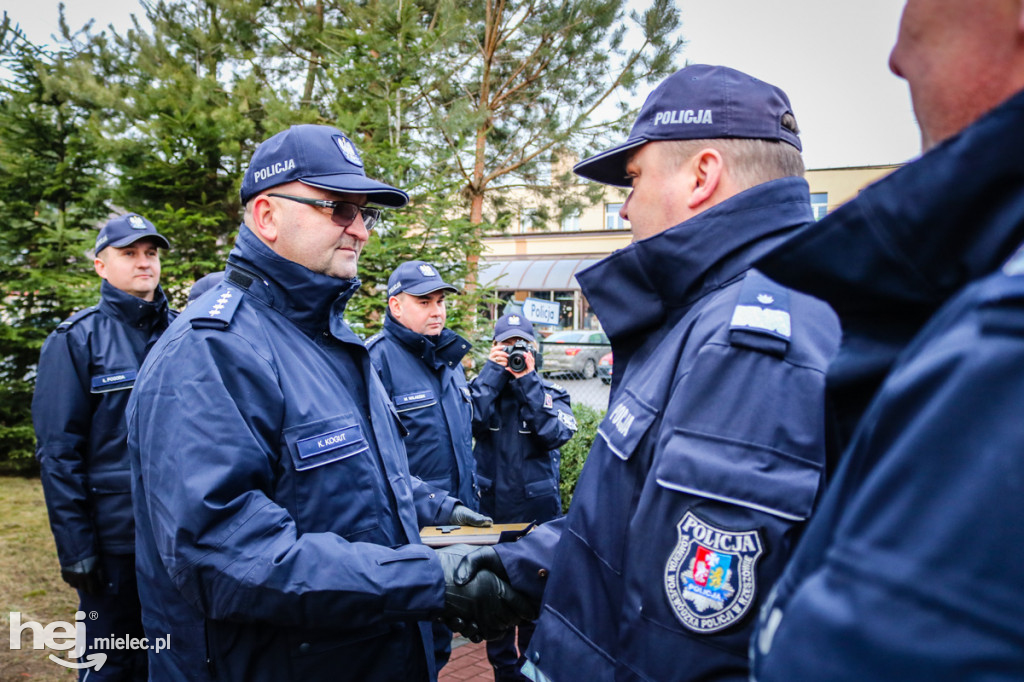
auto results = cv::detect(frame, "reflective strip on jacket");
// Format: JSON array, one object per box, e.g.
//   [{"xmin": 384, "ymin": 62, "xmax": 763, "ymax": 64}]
[
  {"xmin": 469, "ymin": 360, "xmax": 575, "ymax": 523},
  {"xmin": 128, "ymin": 225, "xmax": 455, "ymax": 681},
  {"xmin": 751, "ymin": 88, "xmax": 1024, "ymax": 681},
  {"xmin": 32, "ymin": 281, "xmax": 175, "ymax": 563},
  {"xmin": 497, "ymin": 178, "xmax": 841, "ymax": 682},
  {"xmin": 367, "ymin": 314, "xmax": 478, "ymax": 507}
]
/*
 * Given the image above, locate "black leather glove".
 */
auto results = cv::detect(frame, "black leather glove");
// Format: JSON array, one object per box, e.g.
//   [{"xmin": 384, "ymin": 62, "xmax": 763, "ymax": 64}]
[
  {"xmin": 61, "ymin": 556, "xmax": 105, "ymax": 595},
  {"xmin": 436, "ymin": 544, "xmax": 534, "ymax": 642},
  {"xmin": 453, "ymin": 545, "xmax": 509, "ymax": 584},
  {"xmin": 449, "ymin": 504, "xmax": 493, "ymax": 528}
]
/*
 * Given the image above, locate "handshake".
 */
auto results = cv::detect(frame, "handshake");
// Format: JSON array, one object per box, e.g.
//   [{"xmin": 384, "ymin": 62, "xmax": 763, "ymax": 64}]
[{"xmin": 435, "ymin": 543, "xmax": 537, "ymax": 642}]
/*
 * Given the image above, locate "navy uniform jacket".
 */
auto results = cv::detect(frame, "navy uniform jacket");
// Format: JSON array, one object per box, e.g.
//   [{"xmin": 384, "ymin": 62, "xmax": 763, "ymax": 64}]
[
  {"xmin": 127, "ymin": 225, "xmax": 457, "ymax": 682},
  {"xmin": 496, "ymin": 178, "xmax": 841, "ymax": 682},
  {"xmin": 367, "ymin": 314, "xmax": 478, "ymax": 507},
  {"xmin": 469, "ymin": 360, "xmax": 576, "ymax": 523},
  {"xmin": 32, "ymin": 280, "xmax": 175, "ymax": 565},
  {"xmin": 750, "ymin": 89, "xmax": 1024, "ymax": 681}
]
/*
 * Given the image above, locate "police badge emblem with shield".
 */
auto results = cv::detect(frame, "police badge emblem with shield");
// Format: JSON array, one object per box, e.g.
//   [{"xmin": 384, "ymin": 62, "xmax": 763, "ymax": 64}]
[
  {"xmin": 418, "ymin": 264, "xmax": 436, "ymax": 277},
  {"xmin": 128, "ymin": 215, "xmax": 147, "ymax": 229},
  {"xmin": 664, "ymin": 511, "xmax": 763, "ymax": 633},
  {"xmin": 333, "ymin": 134, "xmax": 364, "ymax": 168}
]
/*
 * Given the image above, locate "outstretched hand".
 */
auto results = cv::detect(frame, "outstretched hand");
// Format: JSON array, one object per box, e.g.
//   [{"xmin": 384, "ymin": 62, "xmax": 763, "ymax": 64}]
[{"xmin": 435, "ymin": 544, "xmax": 535, "ymax": 642}]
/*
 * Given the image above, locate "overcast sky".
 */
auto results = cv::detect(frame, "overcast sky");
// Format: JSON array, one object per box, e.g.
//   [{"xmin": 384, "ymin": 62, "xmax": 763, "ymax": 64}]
[
  {"xmin": 675, "ymin": 0, "xmax": 920, "ymax": 169},
  {"xmin": 9, "ymin": 0, "xmax": 921, "ymax": 170}
]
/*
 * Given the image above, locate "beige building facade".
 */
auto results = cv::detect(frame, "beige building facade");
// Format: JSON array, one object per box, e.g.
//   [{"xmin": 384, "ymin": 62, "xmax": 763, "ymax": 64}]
[{"xmin": 480, "ymin": 164, "xmax": 900, "ymax": 332}]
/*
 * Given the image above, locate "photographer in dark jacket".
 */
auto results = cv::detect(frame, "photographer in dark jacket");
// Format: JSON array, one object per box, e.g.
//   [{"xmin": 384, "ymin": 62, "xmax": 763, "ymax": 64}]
[
  {"xmin": 469, "ymin": 313, "xmax": 576, "ymax": 680},
  {"xmin": 33, "ymin": 213, "xmax": 174, "ymax": 681}
]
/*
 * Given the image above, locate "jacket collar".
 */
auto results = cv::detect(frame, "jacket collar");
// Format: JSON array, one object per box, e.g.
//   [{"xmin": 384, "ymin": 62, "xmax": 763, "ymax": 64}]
[
  {"xmin": 756, "ymin": 87, "xmax": 1024, "ymax": 317},
  {"xmin": 383, "ymin": 311, "xmax": 471, "ymax": 370},
  {"xmin": 98, "ymin": 280, "xmax": 171, "ymax": 331},
  {"xmin": 577, "ymin": 176, "xmax": 812, "ymax": 342},
  {"xmin": 225, "ymin": 224, "xmax": 361, "ymax": 335}
]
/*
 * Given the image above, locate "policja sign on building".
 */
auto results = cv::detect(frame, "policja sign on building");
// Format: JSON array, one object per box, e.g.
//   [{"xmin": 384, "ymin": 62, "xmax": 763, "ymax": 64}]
[{"xmin": 522, "ymin": 297, "xmax": 560, "ymax": 326}]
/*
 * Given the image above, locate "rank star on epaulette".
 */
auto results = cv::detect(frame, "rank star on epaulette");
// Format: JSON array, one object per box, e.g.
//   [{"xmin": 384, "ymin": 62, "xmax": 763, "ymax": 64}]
[
  {"xmin": 664, "ymin": 511, "xmax": 763, "ymax": 634},
  {"xmin": 208, "ymin": 291, "xmax": 234, "ymax": 316}
]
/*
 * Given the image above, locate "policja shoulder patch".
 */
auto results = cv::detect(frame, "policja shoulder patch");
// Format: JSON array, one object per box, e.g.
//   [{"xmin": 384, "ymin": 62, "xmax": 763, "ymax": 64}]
[{"xmin": 664, "ymin": 510, "xmax": 764, "ymax": 633}]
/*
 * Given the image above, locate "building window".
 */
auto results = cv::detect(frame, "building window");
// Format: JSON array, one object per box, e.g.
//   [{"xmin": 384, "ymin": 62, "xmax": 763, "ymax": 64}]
[
  {"xmin": 519, "ymin": 208, "xmax": 538, "ymax": 233},
  {"xmin": 605, "ymin": 203, "xmax": 625, "ymax": 230},
  {"xmin": 561, "ymin": 210, "xmax": 581, "ymax": 232},
  {"xmin": 810, "ymin": 193, "xmax": 828, "ymax": 221}
]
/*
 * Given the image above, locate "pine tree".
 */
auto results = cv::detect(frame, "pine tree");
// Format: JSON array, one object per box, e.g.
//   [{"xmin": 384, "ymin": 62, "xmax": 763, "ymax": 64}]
[{"xmin": 0, "ymin": 18, "xmax": 112, "ymax": 472}]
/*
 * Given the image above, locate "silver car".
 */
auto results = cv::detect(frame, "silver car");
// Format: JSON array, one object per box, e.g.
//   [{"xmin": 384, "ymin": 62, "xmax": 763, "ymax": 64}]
[{"xmin": 540, "ymin": 330, "xmax": 611, "ymax": 380}]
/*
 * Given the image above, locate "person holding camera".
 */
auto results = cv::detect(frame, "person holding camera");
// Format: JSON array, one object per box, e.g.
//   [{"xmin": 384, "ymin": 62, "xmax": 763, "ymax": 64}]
[{"xmin": 468, "ymin": 313, "xmax": 577, "ymax": 681}]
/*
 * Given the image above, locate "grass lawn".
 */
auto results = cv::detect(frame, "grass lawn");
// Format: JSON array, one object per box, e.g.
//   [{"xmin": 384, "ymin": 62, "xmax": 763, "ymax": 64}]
[{"xmin": 1, "ymin": 476, "xmax": 78, "ymax": 680}]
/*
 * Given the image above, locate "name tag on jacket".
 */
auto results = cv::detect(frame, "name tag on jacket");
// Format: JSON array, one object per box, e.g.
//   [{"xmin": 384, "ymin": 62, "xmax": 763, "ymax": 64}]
[{"xmin": 90, "ymin": 370, "xmax": 137, "ymax": 393}]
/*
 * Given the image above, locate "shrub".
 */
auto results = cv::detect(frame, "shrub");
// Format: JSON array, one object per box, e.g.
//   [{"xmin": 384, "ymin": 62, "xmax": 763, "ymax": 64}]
[{"xmin": 559, "ymin": 403, "xmax": 605, "ymax": 511}]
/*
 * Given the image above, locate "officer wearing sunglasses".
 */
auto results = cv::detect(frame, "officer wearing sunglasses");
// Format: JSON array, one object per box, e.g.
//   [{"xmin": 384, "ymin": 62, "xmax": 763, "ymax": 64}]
[{"xmin": 127, "ymin": 124, "xmax": 532, "ymax": 681}]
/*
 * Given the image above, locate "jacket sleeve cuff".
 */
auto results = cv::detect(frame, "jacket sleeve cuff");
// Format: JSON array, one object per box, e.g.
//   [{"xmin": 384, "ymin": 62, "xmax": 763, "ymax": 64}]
[
  {"xmin": 478, "ymin": 360, "xmax": 511, "ymax": 389},
  {"xmin": 379, "ymin": 544, "xmax": 446, "ymax": 618}
]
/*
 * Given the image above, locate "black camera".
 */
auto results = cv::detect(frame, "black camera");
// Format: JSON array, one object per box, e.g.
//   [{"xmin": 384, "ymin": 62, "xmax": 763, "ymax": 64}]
[{"xmin": 502, "ymin": 341, "xmax": 533, "ymax": 372}]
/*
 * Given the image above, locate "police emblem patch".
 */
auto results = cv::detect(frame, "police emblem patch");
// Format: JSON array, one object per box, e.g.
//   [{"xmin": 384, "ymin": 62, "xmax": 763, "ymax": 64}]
[
  {"xmin": 509, "ymin": 315, "xmax": 521, "ymax": 326},
  {"xmin": 418, "ymin": 264, "xmax": 436, "ymax": 277},
  {"xmin": 333, "ymin": 135, "xmax": 364, "ymax": 168},
  {"xmin": 664, "ymin": 511, "xmax": 763, "ymax": 633},
  {"xmin": 128, "ymin": 215, "xmax": 146, "ymax": 229},
  {"xmin": 543, "ymin": 392, "xmax": 553, "ymax": 409}
]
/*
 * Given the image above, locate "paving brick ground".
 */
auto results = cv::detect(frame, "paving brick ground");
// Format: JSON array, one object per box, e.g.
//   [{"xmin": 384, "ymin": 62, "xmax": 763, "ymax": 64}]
[{"xmin": 439, "ymin": 636, "xmax": 494, "ymax": 681}]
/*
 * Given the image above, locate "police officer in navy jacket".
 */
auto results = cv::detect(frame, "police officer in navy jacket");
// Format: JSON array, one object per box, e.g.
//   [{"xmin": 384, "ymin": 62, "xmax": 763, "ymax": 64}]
[
  {"xmin": 127, "ymin": 125, "xmax": 529, "ymax": 681},
  {"xmin": 367, "ymin": 259, "xmax": 491, "ymax": 670},
  {"xmin": 33, "ymin": 213, "xmax": 174, "ymax": 680},
  {"xmin": 750, "ymin": 3, "xmax": 1024, "ymax": 679},
  {"xmin": 367, "ymin": 261, "xmax": 479, "ymax": 510},
  {"xmin": 469, "ymin": 313, "xmax": 576, "ymax": 681},
  {"xmin": 449, "ymin": 65, "xmax": 841, "ymax": 682}
]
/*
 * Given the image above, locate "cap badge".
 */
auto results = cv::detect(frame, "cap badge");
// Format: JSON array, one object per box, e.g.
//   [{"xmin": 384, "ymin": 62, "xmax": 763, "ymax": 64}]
[
  {"xmin": 509, "ymin": 315, "xmax": 521, "ymax": 326},
  {"xmin": 418, "ymin": 264, "xmax": 436, "ymax": 277},
  {"xmin": 334, "ymin": 135, "xmax": 364, "ymax": 168},
  {"xmin": 128, "ymin": 215, "xmax": 146, "ymax": 230}
]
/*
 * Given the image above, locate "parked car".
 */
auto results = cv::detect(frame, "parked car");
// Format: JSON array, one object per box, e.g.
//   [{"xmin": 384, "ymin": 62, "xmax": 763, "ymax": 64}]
[
  {"xmin": 540, "ymin": 330, "xmax": 611, "ymax": 380},
  {"xmin": 597, "ymin": 351, "xmax": 613, "ymax": 385}
]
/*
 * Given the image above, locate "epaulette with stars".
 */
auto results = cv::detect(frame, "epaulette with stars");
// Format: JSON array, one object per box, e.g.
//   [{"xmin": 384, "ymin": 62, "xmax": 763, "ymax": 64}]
[{"xmin": 190, "ymin": 286, "xmax": 243, "ymax": 330}]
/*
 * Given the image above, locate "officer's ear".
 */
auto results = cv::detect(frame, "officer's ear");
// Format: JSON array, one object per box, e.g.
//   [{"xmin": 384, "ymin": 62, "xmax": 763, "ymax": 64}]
[
  {"xmin": 388, "ymin": 295, "xmax": 403, "ymax": 319},
  {"xmin": 687, "ymin": 148, "xmax": 724, "ymax": 210},
  {"xmin": 93, "ymin": 250, "xmax": 106, "ymax": 279},
  {"xmin": 248, "ymin": 195, "xmax": 280, "ymax": 244}
]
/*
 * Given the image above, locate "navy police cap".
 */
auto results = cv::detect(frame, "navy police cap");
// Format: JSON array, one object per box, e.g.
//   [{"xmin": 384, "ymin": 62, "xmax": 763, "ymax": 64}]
[
  {"xmin": 95, "ymin": 213, "xmax": 170, "ymax": 255},
  {"xmin": 574, "ymin": 64, "xmax": 801, "ymax": 187},
  {"xmin": 387, "ymin": 260, "xmax": 459, "ymax": 298},
  {"xmin": 493, "ymin": 313, "xmax": 536, "ymax": 344},
  {"xmin": 240, "ymin": 124, "xmax": 409, "ymax": 207}
]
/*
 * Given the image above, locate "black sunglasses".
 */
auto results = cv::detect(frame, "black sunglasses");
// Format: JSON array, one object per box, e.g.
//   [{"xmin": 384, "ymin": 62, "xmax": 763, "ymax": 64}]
[{"xmin": 266, "ymin": 193, "xmax": 381, "ymax": 231}]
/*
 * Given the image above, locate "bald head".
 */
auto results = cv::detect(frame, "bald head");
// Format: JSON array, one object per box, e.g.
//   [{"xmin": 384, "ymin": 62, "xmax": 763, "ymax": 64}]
[{"xmin": 889, "ymin": 0, "xmax": 1024, "ymax": 151}]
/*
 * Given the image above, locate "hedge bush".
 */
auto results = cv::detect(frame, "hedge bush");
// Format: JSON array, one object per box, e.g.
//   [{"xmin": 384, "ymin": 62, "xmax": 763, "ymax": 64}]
[{"xmin": 559, "ymin": 403, "xmax": 606, "ymax": 511}]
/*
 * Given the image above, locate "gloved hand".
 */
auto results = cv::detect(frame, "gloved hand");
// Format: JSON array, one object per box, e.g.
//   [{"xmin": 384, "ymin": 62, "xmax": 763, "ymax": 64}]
[
  {"xmin": 61, "ymin": 555, "xmax": 105, "ymax": 595},
  {"xmin": 451, "ymin": 544, "xmax": 513, "ymax": 585},
  {"xmin": 436, "ymin": 544, "xmax": 535, "ymax": 642},
  {"xmin": 449, "ymin": 504, "xmax": 493, "ymax": 528}
]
